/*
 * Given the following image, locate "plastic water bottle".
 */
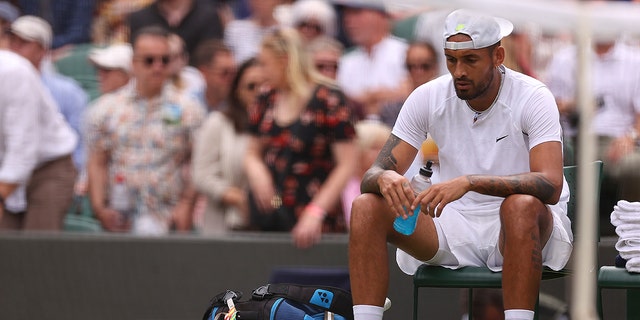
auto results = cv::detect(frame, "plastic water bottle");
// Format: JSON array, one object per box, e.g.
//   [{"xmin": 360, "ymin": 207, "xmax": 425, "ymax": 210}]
[
  {"xmin": 393, "ymin": 161, "xmax": 434, "ymax": 235},
  {"xmin": 109, "ymin": 173, "xmax": 133, "ymax": 216}
]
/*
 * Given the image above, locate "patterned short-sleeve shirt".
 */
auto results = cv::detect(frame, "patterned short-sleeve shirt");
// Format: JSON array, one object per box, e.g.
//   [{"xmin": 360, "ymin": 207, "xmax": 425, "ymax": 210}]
[{"xmin": 85, "ymin": 81, "xmax": 204, "ymax": 219}]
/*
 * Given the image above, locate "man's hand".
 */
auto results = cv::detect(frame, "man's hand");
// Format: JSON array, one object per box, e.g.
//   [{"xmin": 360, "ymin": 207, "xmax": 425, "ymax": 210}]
[
  {"xmin": 414, "ymin": 176, "xmax": 470, "ymax": 217},
  {"xmin": 170, "ymin": 200, "xmax": 193, "ymax": 232},
  {"xmin": 377, "ymin": 170, "xmax": 415, "ymax": 219},
  {"xmin": 95, "ymin": 207, "xmax": 130, "ymax": 232}
]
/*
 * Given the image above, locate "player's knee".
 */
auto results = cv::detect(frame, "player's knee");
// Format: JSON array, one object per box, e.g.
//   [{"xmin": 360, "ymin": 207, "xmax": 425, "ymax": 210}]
[
  {"xmin": 500, "ymin": 194, "xmax": 544, "ymax": 230},
  {"xmin": 350, "ymin": 193, "xmax": 388, "ymax": 230}
]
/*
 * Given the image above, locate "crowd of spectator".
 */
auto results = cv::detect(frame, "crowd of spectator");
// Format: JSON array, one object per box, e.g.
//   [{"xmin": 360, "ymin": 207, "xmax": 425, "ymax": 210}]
[{"xmin": 0, "ymin": 0, "xmax": 639, "ymax": 245}]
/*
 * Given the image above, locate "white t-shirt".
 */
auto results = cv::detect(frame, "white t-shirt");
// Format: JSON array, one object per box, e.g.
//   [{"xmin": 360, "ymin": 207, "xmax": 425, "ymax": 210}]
[
  {"xmin": 545, "ymin": 42, "xmax": 640, "ymax": 138},
  {"xmin": 393, "ymin": 66, "xmax": 569, "ymax": 213},
  {"xmin": 337, "ymin": 36, "xmax": 408, "ymax": 99},
  {"xmin": 393, "ymin": 66, "xmax": 572, "ymax": 273}
]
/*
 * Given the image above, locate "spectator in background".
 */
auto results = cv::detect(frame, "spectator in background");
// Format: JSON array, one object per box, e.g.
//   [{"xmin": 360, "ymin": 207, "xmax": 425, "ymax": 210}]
[
  {"xmin": 289, "ymin": 0, "xmax": 337, "ymax": 44},
  {"xmin": 192, "ymin": 57, "xmax": 264, "ymax": 234},
  {"xmin": 19, "ymin": 0, "xmax": 96, "ymax": 55},
  {"xmin": 413, "ymin": 8, "xmax": 453, "ymax": 76},
  {"xmin": 193, "ymin": 40, "xmax": 237, "ymax": 113},
  {"xmin": 307, "ymin": 35, "xmax": 343, "ymax": 80},
  {"xmin": 88, "ymin": 43, "xmax": 133, "ymax": 94},
  {"xmin": 0, "ymin": 1, "xmax": 18, "ymax": 49},
  {"xmin": 224, "ymin": 0, "xmax": 282, "ymax": 63},
  {"xmin": 546, "ymin": 38, "xmax": 640, "ymax": 208},
  {"xmin": 244, "ymin": 28, "xmax": 356, "ymax": 248},
  {"xmin": 92, "ymin": 0, "xmax": 154, "ymax": 45},
  {"xmin": 334, "ymin": 0, "xmax": 409, "ymax": 121},
  {"xmin": 0, "ymin": 50, "xmax": 77, "ymax": 230},
  {"xmin": 379, "ymin": 41, "xmax": 440, "ymax": 128},
  {"xmin": 72, "ymin": 43, "xmax": 133, "ymax": 197},
  {"xmin": 85, "ymin": 26, "xmax": 204, "ymax": 234},
  {"xmin": 167, "ymin": 32, "xmax": 204, "ymax": 94},
  {"xmin": 501, "ymin": 30, "xmax": 536, "ymax": 79},
  {"xmin": 8, "ymin": 16, "xmax": 88, "ymax": 173},
  {"xmin": 128, "ymin": 0, "xmax": 224, "ymax": 66},
  {"xmin": 211, "ymin": 0, "xmax": 236, "ymax": 28}
]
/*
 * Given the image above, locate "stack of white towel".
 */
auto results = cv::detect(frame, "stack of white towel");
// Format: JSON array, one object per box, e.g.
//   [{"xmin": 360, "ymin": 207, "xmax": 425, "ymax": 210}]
[{"xmin": 610, "ymin": 200, "xmax": 640, "ymax": 273}]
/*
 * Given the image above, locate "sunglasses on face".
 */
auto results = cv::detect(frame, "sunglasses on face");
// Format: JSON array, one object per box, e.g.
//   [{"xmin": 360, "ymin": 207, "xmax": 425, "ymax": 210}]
[
  {"xmin": 405, "ymin": 62, "xmax": 435, "ymax": 72},
  {"xmin": 135, "ymin": 55, "xmax": 171, "ymax": 67},
  {"xmin": 212, "ymin": 68, "xmax": 236, "ymax": 78},
  {"xmin": 315, "ymin": 62, "xmax": 338, "ymax": 73},
  {"xmin": 297, "ymin": 21, "xmax": 323, "ymax": 33}
]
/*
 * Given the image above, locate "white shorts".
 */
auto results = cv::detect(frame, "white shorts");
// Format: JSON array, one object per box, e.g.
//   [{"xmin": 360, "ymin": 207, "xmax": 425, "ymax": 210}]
[{"xmin": 396, "ymin": 203, "xmax": 574, "ymax": 275}]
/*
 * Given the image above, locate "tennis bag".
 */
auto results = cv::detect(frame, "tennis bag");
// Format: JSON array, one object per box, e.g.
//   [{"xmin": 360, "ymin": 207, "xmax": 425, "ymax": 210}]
[{"xmin": 202, "ymin": 283, "xmax": 354, "ymax": 320}]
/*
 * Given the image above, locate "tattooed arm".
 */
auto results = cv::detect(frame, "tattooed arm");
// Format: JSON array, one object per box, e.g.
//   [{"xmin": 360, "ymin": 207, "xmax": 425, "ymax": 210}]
[
  {"xmin": 469, "ymin": 141, "xmax": 564, "ymax": 204},
  {"xmin": 416, "ymin": 141, "xmax": 565, "ymax": 217},
  {"xmin": 360, "ymin": 134, "xmax": 420, "ymax": 218},
  {"xmin": 361, "ymin": 134, "xmax": 419, "ymax": 194}
]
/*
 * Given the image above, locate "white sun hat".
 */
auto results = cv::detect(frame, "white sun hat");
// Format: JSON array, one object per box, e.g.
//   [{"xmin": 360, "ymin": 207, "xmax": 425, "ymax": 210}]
[{"xmin": 88, "ymin": 43, "xmax": 133, "ymax": 73}]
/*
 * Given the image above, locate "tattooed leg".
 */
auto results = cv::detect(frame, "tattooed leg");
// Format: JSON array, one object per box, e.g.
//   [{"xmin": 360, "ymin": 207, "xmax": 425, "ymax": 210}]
[{"xmin": 499, "ymin": 194, "xmax": 553, "ymax": 311}]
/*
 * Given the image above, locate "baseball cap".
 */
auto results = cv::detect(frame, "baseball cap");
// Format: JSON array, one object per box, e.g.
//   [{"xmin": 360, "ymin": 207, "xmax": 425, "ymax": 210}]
[
  {"xmin": 0, "ymin": 1, "xmax": 19, "ymax": 23},
  {"xmin": 10, "ymin": 15, "xmax": 52, "ymax": 48},
  {"xmin": 88, "ymin": 43, "xmax": 133, "ymax": 73},
  {"xmin": 332, "ymin": 0, "xmax": 386, "ymax": 13},
  {"xmin": 443, "ymin": 9, "xmax": 513, "ymax": 50}
]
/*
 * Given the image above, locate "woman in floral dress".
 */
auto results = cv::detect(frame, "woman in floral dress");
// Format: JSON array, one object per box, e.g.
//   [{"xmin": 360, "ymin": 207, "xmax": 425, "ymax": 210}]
[{"xmin": 245, "ymin": 28, "xmax": 357, "ymax": 248}]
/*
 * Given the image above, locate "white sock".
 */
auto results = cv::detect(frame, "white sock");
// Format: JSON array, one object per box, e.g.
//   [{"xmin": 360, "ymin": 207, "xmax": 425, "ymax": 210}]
[
  {"xmin": 504, "ymin": 309, "xmax": 534, "ymax": 320},
  {"xmin": 353, "ymin": 305, "xmax": 384, "ymax": 320}
]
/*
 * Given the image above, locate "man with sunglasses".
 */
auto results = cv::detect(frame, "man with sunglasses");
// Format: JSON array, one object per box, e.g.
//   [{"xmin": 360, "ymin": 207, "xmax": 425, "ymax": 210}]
[
  {"xmin": 379, "ymin": 41, "xmax": 441, "ymax": 128},
  {"xmin": 85, "ymin": 26, "xmax": 205, "ymax": 235},
  {"xmin": 192, "ymin": 39, "xmax": 237, "ymax": 113}
]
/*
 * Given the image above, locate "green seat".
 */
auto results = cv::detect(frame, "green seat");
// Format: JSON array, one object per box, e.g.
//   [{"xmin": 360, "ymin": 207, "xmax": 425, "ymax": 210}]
[
  {"xmin": 598, "ymin": 261, "xmax": 640, "ymax": 318},
  {"xmin": 392, "ymin": 14, "xmax": 419, "ymax": 42},
  {"xmin": 412, "ymin": 161, "xmax": 604, "ymax": 319},
  {"xmin": 54, "ymin": 43, "xmax": 101, "ymax": 101}
]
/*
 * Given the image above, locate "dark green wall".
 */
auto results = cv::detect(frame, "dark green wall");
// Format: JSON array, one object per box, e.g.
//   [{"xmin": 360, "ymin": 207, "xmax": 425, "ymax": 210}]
[{"xmin": 0, "ymin": 232, "xmax": 625, "ymax": 319}]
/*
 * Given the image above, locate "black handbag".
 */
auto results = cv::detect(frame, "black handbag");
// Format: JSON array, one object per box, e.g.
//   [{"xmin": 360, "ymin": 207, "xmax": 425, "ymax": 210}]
[
  {"xmin": 202, "ymin": 283, "xmax": 354, "ymax": 320},
  {"xmin": 248, "ymin": 192, "xmax": 296, "ymax": 231}
]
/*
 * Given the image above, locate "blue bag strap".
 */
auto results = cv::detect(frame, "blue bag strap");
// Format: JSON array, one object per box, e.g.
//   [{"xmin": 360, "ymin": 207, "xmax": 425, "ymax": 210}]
[{"xmin": 253, "ymin": 284, "xmax": 353, "ymax": 320}]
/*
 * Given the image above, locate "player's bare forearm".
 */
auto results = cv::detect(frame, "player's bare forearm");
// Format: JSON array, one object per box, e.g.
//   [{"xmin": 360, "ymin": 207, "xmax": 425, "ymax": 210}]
[
  {"xmin": 360, "ymin": 134, "xmax": 402, "ymax": 195},
  {"xmin": 466, "ymin": 172, "xmax": 560, "ymax": 204}
]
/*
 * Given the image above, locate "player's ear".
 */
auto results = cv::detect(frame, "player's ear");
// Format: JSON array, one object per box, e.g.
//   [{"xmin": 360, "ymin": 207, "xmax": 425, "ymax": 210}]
[{"xmin": 493, "ymin": 45, "xmax": 505, "ymax": 67}]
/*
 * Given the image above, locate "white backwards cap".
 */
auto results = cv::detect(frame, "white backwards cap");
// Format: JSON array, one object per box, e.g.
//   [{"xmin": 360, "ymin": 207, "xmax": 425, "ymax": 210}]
[{"xmin": 443, "ymin": 9, "xmax": 513, "ymax": 50}]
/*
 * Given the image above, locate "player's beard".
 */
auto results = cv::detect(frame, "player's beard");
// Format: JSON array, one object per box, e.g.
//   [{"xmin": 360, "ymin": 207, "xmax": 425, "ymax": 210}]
[{"xmin": 454, "ymin": 69, "xmax": 495, "ymax": 101}]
